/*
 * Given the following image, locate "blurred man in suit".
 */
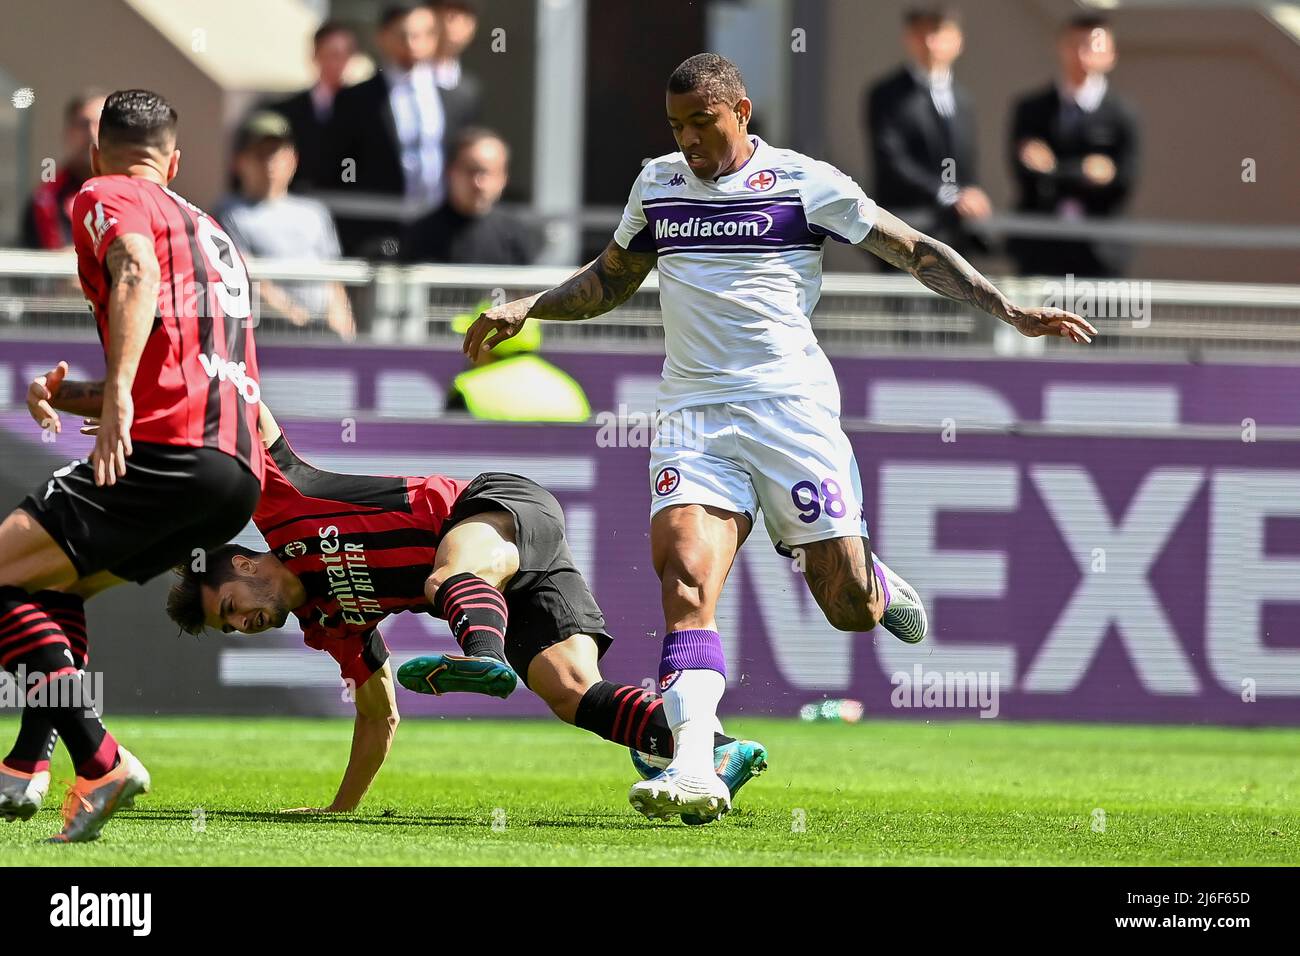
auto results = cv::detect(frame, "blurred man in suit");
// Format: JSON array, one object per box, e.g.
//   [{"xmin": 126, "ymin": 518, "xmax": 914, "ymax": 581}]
[
  {"xmin": 404, "ymin": 128, "xmax": 541, "ymax": 265},
  {"xmin": 270, "ymin": 21, "xmax": 357, "ymax": 194},
  {"xmin": 864, "ymin": 6, "xmax": 990, "ymax": 266},
  {"xmin": 432, "ymin": 0, "xmax": 482, "ymax": 120},
  {"xmin": 324, "ymin": 4, "xmax": 474, "ymax": 257},
  {"xmin": 1008, "ymin": 14, "xmax": 1139, "ymax": 277}
]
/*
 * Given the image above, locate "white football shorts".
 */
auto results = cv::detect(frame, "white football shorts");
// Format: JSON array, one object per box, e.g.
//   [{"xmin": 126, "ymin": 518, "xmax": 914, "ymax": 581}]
[{"xmin": 648, "ymin": 395, "xmax": 868, "ymax": 554}]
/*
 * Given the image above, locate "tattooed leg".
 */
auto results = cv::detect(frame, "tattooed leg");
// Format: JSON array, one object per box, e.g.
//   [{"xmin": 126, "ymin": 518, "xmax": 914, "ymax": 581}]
[{"xmin": 800, "ymin": 535, "xmax": 885, "ymax": 632}]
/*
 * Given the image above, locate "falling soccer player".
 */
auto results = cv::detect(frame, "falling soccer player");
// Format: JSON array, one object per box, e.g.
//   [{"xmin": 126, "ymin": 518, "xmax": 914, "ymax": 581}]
[
  {"xmin": 158, "ymin": 403, "xmax": 766, "ymax": 816},
  {"xmin": 0, "ymin": 90, "xmax": 265, "ymax": 842},
  {"xmin": 463, "ymin": 54, "xmax": 1097, "ymax": 824}
]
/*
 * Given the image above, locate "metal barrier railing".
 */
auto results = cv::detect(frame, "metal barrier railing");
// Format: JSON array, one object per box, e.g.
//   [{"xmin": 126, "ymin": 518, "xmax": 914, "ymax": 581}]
[{"xmin": 1, "ymin": 248, "xmax": 1298, "ymax": 359}]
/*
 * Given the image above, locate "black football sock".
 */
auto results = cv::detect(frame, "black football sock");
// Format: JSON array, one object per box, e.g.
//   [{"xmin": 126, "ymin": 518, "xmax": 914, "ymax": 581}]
[
  {"xmin": 5, "ymin": 707, "xmax": 59, "ymax": 774},
  {"xmin": 0, "ymin": 587, "xmax": 116, "ymax": 779},
  {"xmin": 432, "ymin": 572, "xmax": 508, "ymax": 663},
  {"xmin": 573, "ymin": 682, "xmax": 738, "ymax": 758},
  {"xmin": 0, "ymin": 587, "xmax": 60, "ymax": 773},
  {"xmin": 41, "ymin": 590, "xmax": 88, "ymax": 667},
  {"xmin": 3, "ymin": 590, "xmax": 91, "ymax": 773}
]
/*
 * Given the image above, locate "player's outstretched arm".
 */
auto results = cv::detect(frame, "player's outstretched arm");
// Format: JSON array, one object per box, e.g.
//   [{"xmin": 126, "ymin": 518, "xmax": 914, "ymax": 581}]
[
  {"xmin": 94, "ymin": 233, "xmax": 162, "ymax": 486},
  {"xmin": 462, "ymin": 240, "xmax": 657, "ymax": 359},
  {"xmin": 284, "ymin": 659, "xmax": 400, "ymax": 814},
  {"xmin": 26, "ymin": 361, "xmax": 106, "ymax": 433},
  {"xmin": 859, "ymin": 207, "xmax": 1097, "ymax": 344}
]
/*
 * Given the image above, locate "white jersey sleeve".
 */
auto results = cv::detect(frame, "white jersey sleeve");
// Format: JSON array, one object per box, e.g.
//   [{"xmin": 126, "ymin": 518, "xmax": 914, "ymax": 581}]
[
  {"xmin": 613, "ymin": 166, "xmax": 651, "ymax": 251},
  {"xmin": 801, "ymin": 161, "xmax": 877, "ymax": 245}
]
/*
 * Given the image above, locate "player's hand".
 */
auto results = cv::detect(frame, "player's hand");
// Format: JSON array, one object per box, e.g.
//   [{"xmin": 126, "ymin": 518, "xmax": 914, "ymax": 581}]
[
  {"xmin": 92, "ymin": 390, "xmax": 134, "ymax": 487},
  {"xmin": 462, "ymin": 300, "xmax": 530, "ymax": 361},
  {"xmin": 27, "ymin": 361, "xmax": 69, "ymax": 435},
  {"xmin": 80, "ymin": 417, "xmax": 100, "ymax": 436},
  {"xmin": 1010, "ymin": 306, "xmax": 1097, "ymax": 344}
]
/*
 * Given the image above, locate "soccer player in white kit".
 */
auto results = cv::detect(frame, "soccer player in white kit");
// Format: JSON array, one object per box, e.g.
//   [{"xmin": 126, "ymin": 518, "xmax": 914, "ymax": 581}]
[{"xmin": 464, "ymin": 54, "xmax": 1096, "ymax": 824}]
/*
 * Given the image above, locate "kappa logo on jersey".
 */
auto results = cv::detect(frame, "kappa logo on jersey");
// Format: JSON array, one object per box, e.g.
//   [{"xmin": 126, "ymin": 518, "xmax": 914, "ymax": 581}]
[
  {"xmin": 654, "ymin": 467, "xmax": 681, "ymax": 496},
  {"xmin": 667, "ymin": 173, "xmax": 686, "ymax": 187},
  {"xmin": 744, "ymin": 168, "xmax": 777, "ymax": 191},
  {"xmin": 197, "ymin": 354, "xmax": 261, "ymax": 404},
  {"xmin": 283, "ymin": 540, "xmax": 307, "ymax": 559}
]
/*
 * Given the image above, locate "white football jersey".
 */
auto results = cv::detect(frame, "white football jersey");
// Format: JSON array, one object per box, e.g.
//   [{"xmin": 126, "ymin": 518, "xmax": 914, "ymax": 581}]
[{"xmin": 613, "ymin": 136, "xmax": 876, "ymax": 414}]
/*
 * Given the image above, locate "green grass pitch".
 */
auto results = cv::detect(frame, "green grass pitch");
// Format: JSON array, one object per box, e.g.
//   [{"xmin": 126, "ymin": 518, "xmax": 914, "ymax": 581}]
[{"xmin": 2, "ymin": 716, "xmax": 1296, "ymax": 866}]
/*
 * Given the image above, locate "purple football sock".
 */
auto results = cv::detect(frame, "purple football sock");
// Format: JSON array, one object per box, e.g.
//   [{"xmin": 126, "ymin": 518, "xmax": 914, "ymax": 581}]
[{"xmin": 659, "ymin": 628, "xmax": 726, "ymax": 678}]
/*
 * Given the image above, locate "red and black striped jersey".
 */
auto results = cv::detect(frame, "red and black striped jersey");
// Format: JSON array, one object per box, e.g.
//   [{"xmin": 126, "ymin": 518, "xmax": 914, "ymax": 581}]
[
  {"xmin": 253, "ymin": 435, "xmax": 469, "ymax": 685},
  {"xmin": 71, "ymin": 175, "xmax": 263, "ymax": 482}
]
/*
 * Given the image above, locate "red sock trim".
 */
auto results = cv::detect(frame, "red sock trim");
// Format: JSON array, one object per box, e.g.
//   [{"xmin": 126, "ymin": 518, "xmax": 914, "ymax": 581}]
[{"xmin": 75, "ymin": 733, "xmax": 119, "ymax": 780}]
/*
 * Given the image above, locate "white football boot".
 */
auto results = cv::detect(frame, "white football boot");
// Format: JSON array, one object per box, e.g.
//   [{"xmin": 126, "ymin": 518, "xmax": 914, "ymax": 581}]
[
  {"xmin": 874, "ymin": 555, "xmax": 928, "ymax": 644},
  {"xmin": 0, "ymin": 763, "xmax": 51, "ymax": 822},
  {"xmin": 629, "ymin": 766, "xmax": 731, "ymax": 823}
]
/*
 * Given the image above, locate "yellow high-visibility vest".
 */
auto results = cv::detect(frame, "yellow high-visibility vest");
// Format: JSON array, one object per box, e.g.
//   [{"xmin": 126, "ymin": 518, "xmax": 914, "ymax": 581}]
[{"xmin": 451, "ymin": 354, "xmax": 591, "ymax": 422}]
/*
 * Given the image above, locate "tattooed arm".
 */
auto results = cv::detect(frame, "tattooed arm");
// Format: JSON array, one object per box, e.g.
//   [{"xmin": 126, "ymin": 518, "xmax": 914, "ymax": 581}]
[
  {"xmin": 51, "ymin": 379, "xmax": 105, "ymax": 416},
  {"xmin": 26, "ymin": 362, "xmax": 105, "ymax": 432},
  {"xmin": 860, "ymin": 207, "xmax": 1097, "ymax": 343},
  {"xmin": 461, "ymin": 241, "xmax": 657, "ymax": 359},
  {"xmin": 93, "ymin": 232, "xmax": 161, "ymax": 485}
]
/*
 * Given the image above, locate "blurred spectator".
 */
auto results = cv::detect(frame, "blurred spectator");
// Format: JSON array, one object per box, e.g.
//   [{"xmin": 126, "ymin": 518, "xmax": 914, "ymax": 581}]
[
  {"xmin": 404, "ymin": 128, "xmax": 541, "ymax": 265},
  {"xmin": 1008, "ymin": 14, "xmax": 1139, "ymax": 278},
  {"xmin": 447, "ymin": 306, "xmax": 590, "ymax": 422},
  {"xmin": 214, "ymin": 112, "xmax": 356, "ymax": 340},
  {"xmin": 864, "ymin": 6, "xmax": 989, "ymax": 263},
  {"xmin": 270, "ymin": 20, "xmax": 357, "ymax": 193},
  {"xmin": 325, "ymin": 3, "xmax": 474, "ymax": 257},
  {"xmin": 431, "ymin": 0, "xmax": 483, "ymax": 119},
  {"xmin": 22, "ymin": 89, "xmax": 106, "ymax": 250}
]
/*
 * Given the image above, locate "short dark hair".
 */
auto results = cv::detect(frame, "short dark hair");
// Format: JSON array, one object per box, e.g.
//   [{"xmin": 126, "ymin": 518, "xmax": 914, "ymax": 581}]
[
  {"xmin": 667, "ymin": 53, "xmax": 746, "ymax": 107},
  {"xmin": 64, "ymin": 88, "xmax": 107, "ymax": 125},
  {"xmin": 314, "ymin": 19, "xmax": 355, "ymax": 48},
  {"xmin": 449, "ymin": 126, "xmax": 508, "ymax": 166},
  {"xmin": 98, "ymin": 89, "xmax": 178, "ymax": 151},
  {"xmin": 904, "ymin": 5, "xmax": 961, "ymax": 28},
  {"xmin": 166, "ymin": 543, "xmax": 260, "ymax": 636},
  {"xmin": 431, "ymin": 0, "xmax": 479, "ymax": 14},
  {"xmin": 379, "ymin": 4, "xmax": 425, "ymax": 29},
  {"xmin": 1065, "ymin": 13, "xmax": 1111, "ymax": 34}
]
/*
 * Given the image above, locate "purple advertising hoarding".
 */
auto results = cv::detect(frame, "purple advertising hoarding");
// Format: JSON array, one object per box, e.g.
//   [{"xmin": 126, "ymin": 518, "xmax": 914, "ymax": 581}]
[
  {"xmin": 4, "ymin": 399, "xmax": 1298, "ymax": 726},
  {"xmin": 3, "ymin": 338, "xmax": 1299, "ymax": 430}
]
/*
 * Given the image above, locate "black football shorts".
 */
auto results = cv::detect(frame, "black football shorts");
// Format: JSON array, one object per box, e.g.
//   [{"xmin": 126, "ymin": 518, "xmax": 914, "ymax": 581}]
[
  {"xmin": 19, "ymin": 441, "xmax": 261, "ymax": 584},
  {"xmin": 443, "ymin": 472, "xmax": 613, "ymax": 683}
]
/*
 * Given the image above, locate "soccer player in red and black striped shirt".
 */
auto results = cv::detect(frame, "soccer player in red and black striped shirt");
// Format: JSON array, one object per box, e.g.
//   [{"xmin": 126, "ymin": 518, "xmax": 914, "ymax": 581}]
[
  {"xmin": 163, "ymin": 404, "xmax": 760, "ymax": 815},
  {"xmin": 0, "ymin": 90, "xmax": 264, "ymax": 842}
]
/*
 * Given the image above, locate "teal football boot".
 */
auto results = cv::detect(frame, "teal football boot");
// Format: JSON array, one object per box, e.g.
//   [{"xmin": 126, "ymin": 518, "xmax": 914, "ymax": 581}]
[{"xmin": 397, "ymin": 654, "xmax": 518, "ymax": 699}]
